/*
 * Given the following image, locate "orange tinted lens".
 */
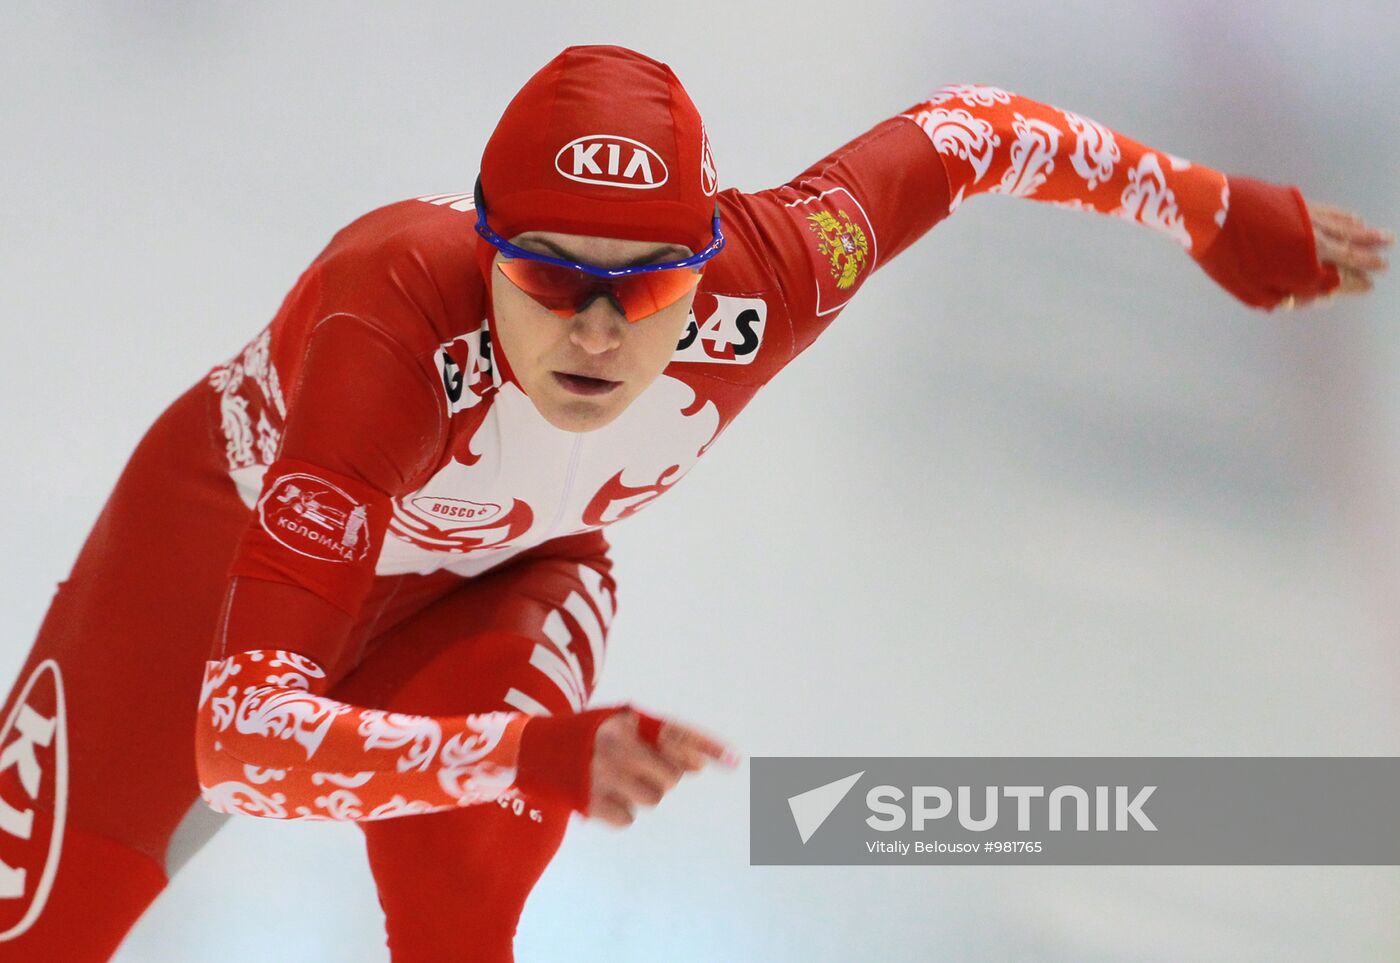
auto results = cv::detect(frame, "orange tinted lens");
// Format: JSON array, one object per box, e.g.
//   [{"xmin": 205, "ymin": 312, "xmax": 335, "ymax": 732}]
[
  {"xmin": 613, "ymin": 269, "xmax": 702, "ymax": 321},
  {"xmin": 497, "ymin": 258, "xmax": 701, "ymax": 321},
  {"xmin": 495, "ymin": 259, "xmax": 595, "ymax": 314}
]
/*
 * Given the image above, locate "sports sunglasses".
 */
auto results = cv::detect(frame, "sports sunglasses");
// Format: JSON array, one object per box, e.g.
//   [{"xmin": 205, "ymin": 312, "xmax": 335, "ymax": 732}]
[{"xmin": 472, "ymin": 177, "xmax": 725, "ymax": 322}]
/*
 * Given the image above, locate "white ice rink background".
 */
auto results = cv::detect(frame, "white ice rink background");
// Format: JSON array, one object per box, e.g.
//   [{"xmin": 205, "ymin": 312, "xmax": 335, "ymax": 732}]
[{"xmin": 2, "ymin": 2, "xmax": 1398, "ymax": 960}]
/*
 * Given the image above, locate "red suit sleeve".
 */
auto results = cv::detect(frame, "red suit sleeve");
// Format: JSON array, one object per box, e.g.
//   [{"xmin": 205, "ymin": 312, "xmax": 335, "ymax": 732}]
[
  {"xmin": 213, "ymin": 313, "xmax": 445, "ymax": 677},
  {"xmin": 738, "ymin": 83, "xmax": 1338, "ymax": 349},
  {"xmin": 895, "ymin": 84, "xmax": 1338, "ymax": 309},
  {"xmin": 196, "ymin": 649, "xmax": 629, "ymax": 820}
]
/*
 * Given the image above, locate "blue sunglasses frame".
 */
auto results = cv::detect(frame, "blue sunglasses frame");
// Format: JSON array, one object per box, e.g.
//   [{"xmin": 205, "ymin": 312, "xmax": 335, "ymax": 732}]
[{"xmin": 471, "ymin": 176, "xmax": 726, "ymax": 278}]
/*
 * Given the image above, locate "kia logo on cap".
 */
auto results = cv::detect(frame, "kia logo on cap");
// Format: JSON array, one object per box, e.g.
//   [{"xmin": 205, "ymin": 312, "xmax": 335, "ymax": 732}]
[{"xmin": 555, "ymin": 134, "xmax": 668, "ymax": 190}]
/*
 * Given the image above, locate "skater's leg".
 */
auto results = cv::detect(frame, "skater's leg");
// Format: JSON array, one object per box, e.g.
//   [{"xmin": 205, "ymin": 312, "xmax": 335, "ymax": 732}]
[
  {"xmin": 332, "ymin": 553, "xmax": 616, "ymax": 963},
  {"xmin": 0, "ymin": 386, "xmax": 247, "ymax": 960}
]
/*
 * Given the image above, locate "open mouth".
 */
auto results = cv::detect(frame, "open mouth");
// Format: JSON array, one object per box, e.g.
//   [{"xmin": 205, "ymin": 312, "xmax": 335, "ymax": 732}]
[{"xmin": 553, "ymin": 371, "xmax": 622, "ymax": 396}]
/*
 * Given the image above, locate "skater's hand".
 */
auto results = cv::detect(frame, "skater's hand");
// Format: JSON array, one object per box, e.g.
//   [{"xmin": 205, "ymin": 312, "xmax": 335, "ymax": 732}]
[
  {"xmin": 1190, "ymin": 176, "xmax": 1390, "ymax": 311},
  {"xmin": 585, "ymin": 709, "xmax": 739, "ymax": 828},
  {"xmin": 1283, "ymin": 198, "xmax": 1392, "ymax": 309}
]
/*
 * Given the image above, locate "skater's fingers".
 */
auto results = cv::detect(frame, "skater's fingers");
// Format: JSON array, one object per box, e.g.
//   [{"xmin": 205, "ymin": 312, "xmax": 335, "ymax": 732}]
[
  {"xmin": 587, "ymin": 792, "xmax": 636, "ymax": 828},
  {"xmin": 622, "ymin": 750, "xmax": 684, "ymax": 797},
  {"xmin": 627, "ymin": 709, "xmax": 719, "ymax": 772},
  {"xmin": 589, "ymin": 742, "xmax": 679, "ymax": 809},
  {"xmin": 654, "ymin": 736, "xmax": 713, "ymax": 774},
  {"xmin": 1308, "ymin": 202, "xmax": 1394, "ymax": 244},
  {"xmin": 615, "ymin": 770, "xmax": 671, "ymax": 809},
  {"xmin": 1316, "ymin": 229, "xmax": 1389, "ymax": 273},
  {"xmin": 656, "ymin": 721, "xmax": 741, "ymax": 771},
  {"xmin": 592, "ymin": 710, "xmax": 645, "ymax": 765},
  {"xmin": 594, "ymin": 740, "xmax": 681, "ymax": 798},
  {"xmin": 590, "ymin": 754, "xmax": 675, "ymax": 818}
]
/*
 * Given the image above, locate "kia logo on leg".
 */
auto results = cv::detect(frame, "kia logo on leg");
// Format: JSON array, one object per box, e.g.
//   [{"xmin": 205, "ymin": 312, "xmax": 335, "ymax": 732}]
[
  {"xmin": 554, "ymin": 135, "xmax": 668, "ymax": 190},
  {"xmin": 0, "ymin": 659, "xmax": 68, "ymax": 942}
]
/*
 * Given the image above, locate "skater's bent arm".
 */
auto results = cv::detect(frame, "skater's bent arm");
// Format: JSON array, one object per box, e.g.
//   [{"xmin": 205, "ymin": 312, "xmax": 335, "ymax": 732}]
[
  {"xmin": 212, "ymin": 312, "xmax": 444, "ymax": 669},
  {"xmin": 192, "ymin": 310, "xmax": 524, "ymax": 820},
  {"xmin": 195, "ymin": 647, "xmax": 626, "ymax": 820},
  {"xmin": 192, "ymin": 314, "xmax": 734, "ymax": 822},
  {"xmin": 195, "ymin": 646, "xmax": 734, "ymax": 824}
]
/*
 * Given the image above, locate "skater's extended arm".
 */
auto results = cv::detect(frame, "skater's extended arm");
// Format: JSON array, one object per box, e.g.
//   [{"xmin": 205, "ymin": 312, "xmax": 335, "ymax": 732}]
[
  {"xmin": 735, "ymin": 83, "xmax": 1387, "ymax": 348},
  {"xmin": 894, "ymin": 84, "xmax": 1392, "ymax": 308}
]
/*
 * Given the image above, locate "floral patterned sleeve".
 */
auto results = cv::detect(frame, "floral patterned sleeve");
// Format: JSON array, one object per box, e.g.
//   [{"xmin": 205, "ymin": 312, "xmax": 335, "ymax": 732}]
[
  {"xmin": 898, "ymin": 83, "xmax": 1229, "ymax": 253},
  {"xmin": 896, "ymin": 83, "xmax": 1339, "ymax": 308},
  {"xmin": 745, "ymin": 81, "xmax": 1339, "ymax": 357},
  {"xmin": 195, "ymin": 649, "xmax": 624, "ymax": 821}
]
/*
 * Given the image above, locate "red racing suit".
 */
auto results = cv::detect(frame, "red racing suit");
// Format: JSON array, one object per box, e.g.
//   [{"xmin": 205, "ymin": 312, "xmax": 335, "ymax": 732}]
[{"xmin": 0, "ymin": 85, "xmax": 1337, "ymax": 961}]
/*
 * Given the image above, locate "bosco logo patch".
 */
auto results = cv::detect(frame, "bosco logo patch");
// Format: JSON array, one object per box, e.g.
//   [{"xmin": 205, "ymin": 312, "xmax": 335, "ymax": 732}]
[
  {"xmin": 0, "ymin": 659, "xmax": 67, "ymax": 942},
  {"xmin": 257, "ymin": 473, "xmax": 371, "ymax": 563},
  {"xmin": 783, "ymin": 186, "xmax": 878, "ymax": 317},
  {"xmin": 555, "ymin": 135, "xmax": 668, "ymax": 190},
  {"xmin": 409, "ymin": 496, "xmax": 503, "ymax": 527},
  {"xmin": 673, "ymin": 294, "xmax": 768, "ymax": 365}
]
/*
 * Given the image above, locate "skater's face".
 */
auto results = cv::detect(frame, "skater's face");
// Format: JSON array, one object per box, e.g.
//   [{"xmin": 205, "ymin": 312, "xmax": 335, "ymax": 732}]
[{"xmin": 489, "ymin": 231, "xmax": 698, "ymax": 432}]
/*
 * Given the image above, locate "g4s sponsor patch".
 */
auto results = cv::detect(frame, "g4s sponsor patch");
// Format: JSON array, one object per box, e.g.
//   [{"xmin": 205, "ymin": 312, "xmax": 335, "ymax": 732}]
[
  {"xmin": 673, "ymin": 294, "xmax": 768, "ymax": 365},
  {"xmin": 438, "ymin": 327, "xmax": 493, "ymax": 415}
]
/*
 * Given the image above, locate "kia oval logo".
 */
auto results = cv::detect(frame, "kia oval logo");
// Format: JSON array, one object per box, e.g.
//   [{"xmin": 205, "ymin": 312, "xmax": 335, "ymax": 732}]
[
  {"xmin": 0, "ymin": 659, "xmax": 67, "ymax": 942},
  {"xmin": 555, "ymin": 135, "xmax": 668, "ymax": 190}
]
